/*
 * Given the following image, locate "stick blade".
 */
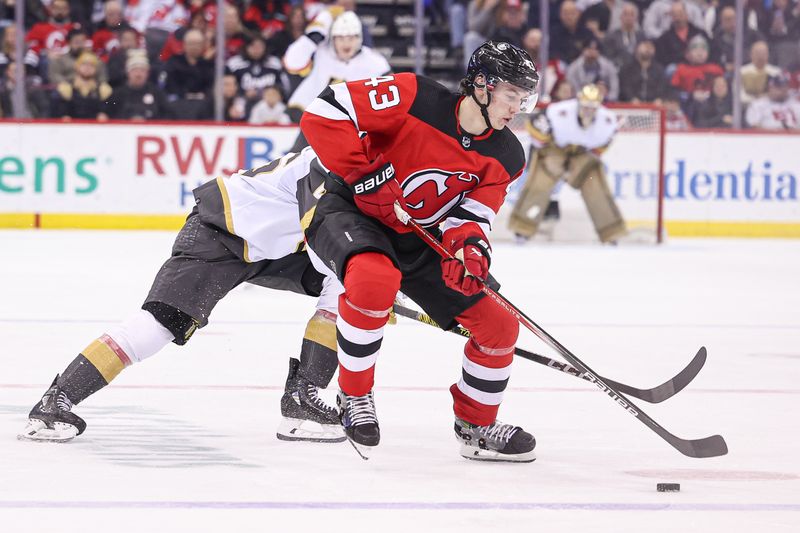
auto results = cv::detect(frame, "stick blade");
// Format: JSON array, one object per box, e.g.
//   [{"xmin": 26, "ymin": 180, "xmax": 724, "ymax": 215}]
[
  {"xmin": 675, "ymin": 434, "xmax": 728, "ymax": 458},
  {"xmin": 646, "ymin": 346, "xmax": 708, "ymax": 403}
]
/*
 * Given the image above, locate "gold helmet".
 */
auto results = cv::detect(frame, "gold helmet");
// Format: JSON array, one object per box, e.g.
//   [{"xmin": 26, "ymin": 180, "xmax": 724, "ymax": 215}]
[{"xmin": 577, "ymin": 84, "xmax": 603, "ymax": 107}]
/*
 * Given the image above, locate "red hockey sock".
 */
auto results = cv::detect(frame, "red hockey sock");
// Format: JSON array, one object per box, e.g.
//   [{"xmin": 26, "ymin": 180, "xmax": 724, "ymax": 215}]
[
  {"xmin": 337, "ymin": 252, "xmax": 401, "ymax": 396},
  {"xmin": 452, "ymin": 297, "xmax": 518, "ymax": 426}
]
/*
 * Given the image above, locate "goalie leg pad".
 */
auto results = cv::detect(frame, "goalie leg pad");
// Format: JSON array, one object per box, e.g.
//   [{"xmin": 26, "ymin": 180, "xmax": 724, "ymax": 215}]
[
  {"xmin": 574, "ymin": 158, "xmax": 628, "ymax": 243},
  {"xmin": 509, "ymin": 150, "xmax": 560, "ymax": 238}
]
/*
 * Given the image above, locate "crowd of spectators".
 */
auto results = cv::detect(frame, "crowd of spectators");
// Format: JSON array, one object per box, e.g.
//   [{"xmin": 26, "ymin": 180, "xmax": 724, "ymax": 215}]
[{"xmin": 0, "ymin": 0, "xmax": 798, "ymax": 129}]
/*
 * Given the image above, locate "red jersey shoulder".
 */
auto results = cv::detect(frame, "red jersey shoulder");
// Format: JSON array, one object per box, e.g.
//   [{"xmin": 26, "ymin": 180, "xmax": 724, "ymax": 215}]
[{"xmin": 346, "ymin": 73, "xmax": 418, "ymax": 118}]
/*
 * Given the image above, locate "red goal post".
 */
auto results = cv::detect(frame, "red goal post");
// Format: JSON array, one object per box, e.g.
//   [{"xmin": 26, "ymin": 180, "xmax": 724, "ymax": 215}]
[{"xmin": 506, "ymin": 102, "xmax": 667, "ymax": 244}]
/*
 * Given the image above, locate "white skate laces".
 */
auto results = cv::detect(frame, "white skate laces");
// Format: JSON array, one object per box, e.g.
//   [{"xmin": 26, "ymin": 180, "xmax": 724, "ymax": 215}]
[
  {"xmin": 480, "ymin": 420, "xmax": 518, "ymax": 443},
  {"xmin": 305, "ymin": 383, "xmax": 337, "ymax": 416},
  {"xmin": 344, "ymin": 392, "xmax": 378, "ymax": 426}
]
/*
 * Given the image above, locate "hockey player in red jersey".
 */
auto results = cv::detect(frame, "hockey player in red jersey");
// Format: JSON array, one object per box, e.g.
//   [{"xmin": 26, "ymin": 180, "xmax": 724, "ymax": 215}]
[{"xmin": 300, "ymin": 41, "xmax": 540, "ymax": 461}]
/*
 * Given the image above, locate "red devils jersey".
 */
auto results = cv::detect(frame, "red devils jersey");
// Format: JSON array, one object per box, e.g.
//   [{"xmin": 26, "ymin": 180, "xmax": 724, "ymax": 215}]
[
  {"xmin": 26, "ymin": 22, "xmax": 78, "ymax": 56},
  {"xmin": 300, "ymin": 73, "xmax": 525, "ymax": 242}
]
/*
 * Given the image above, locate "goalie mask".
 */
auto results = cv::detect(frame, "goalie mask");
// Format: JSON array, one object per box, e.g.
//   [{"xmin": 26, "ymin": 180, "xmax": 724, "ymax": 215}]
[{"xmin": 577, "ymin": 84, "xmax": 602, "ymax": 128}]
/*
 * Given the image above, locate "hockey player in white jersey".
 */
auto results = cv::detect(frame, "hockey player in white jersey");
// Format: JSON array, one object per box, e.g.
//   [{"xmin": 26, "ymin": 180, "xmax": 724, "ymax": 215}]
[
  {"xmin": 19, "ymin": 147, "xmax": 347, "ymax": 444},
  {"xmin": 283, "ymin": 9, "xmax": 390, "ymax": 150},
  {"xmin": 509, "ymin": 84, "xmax": 627, "ymax": 243}
]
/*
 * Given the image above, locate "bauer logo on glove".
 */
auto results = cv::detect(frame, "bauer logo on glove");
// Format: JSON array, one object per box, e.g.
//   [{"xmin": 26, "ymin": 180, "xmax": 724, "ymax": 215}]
[{"xmin": 352, "ymin": 163, "xmax": 396, "ymax": 195}]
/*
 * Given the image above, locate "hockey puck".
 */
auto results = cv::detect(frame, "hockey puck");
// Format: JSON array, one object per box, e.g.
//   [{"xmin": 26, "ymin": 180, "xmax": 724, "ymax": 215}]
[{"xmin": 657, "ymin": 483, "xmax": 681, "ymax": 492}]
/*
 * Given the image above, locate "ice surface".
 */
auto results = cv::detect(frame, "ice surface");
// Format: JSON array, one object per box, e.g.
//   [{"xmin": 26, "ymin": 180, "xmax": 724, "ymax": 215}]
[{"xmin": 1, "ymin": 231, "xmax": 798, "ymax": 532}]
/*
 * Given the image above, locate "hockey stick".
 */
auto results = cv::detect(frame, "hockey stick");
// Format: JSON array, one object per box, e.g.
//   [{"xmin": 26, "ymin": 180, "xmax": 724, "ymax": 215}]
[
  {"xmin": 392, "ymin": 303, "xmax": 707, "ymax": 404},
  {"xmin": 393, "ymin": 203, "xmax": 727, "ymax": 459}
]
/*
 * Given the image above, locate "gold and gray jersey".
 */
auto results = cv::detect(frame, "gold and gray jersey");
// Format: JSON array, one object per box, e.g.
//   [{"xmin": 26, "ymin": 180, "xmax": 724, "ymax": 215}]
[{"xmin": 193, "ymin": 146, "xmax": 328, "ymax": 262}]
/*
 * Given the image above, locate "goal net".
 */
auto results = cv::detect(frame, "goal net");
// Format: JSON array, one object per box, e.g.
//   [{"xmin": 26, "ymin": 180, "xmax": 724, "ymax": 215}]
[{"xmin": 495, "ymin": 103, "xmax": 666, "ymax": 244}]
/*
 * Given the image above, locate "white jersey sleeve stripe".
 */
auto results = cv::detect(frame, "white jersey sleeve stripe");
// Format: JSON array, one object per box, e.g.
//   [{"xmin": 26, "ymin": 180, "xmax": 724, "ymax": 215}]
[
  {"xmin": 330, "ymin": 82, "xmax": 360, "ymax": 131},
  {"xmin": 306, "ymin": 97, "xmax": 351, "ymax": 122}
]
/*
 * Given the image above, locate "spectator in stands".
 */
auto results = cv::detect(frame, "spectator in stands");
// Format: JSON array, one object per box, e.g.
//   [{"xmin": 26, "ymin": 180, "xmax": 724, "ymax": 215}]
[
  {"xmin": 107, "ymin": 28, "xmax": 142, "ymax": 89},
  {"xmin": 222, "ymin": 73, "xmax": 247, "ymax": 121},
  {"xmin": 602, "ymin": 2, "xmax": 645, "ymax": 69},
  {"xmin": 654, "ymin": 1, "xmax": 706, "ymax": 69},
  {"xmin": 52, "ymin": 51, "xmax": 112, "ymax": 121},
  {"xmin": 0, "ymin": 23, "xmax": 16, "ymax": 78},
  {"xmin": 267, "ymin": 4, "xmax": 306, "ymax": 58},
  {"xmin": 686, "ymin": 75, "xmax": 733, "ymax": 128},
  {"xmin": 740, "ymin": 40, "xmax": 782, "ymax": 104},
  {"xmin": 106, "ymin": 52, "xmax": 169, "ymax": 120},
  {"xmin": 710, "ymin": 6, "xmax": 762, "ymax": 73},
  {"xmin": 2, "ymin": 0, "xmax": 46, "ymax": 28},
  {"xmin": 226, "ymin": 35, "xmax": 288, "ymax": 103},
  {"xmin": 25, "ymin": 0, "xmax": 78, "ymax": 79},
  {"xmin": 248, "ymin": 84, "xmax": 290, "ymax": 124},
  {"xmin": 164, "ymin": 28, "xmax": 214, "ymax": 119},
  {"xmin": 218, "ymin": 4, "xmax": 255, "ymax": 60},
  {"xmin": 662, "ymin": 87, "xmax": 691, "ymax": 129},
  {"xmin": 746, "ymin": 73, "xmax": 800, "ymax": 129},
  {"xmin": 566, "ymin": 37, "xmax": 619, "ymax": 101},
  {"xmin": 49, "ymin": 28, "xmax": 108, "ymax": 85},
  {"xmin": 490, "ymin": 0, "xmax": 527, "ymax": 47},
  {"xmin": 159, "ymin": 9, "xmax": 211, "ymax": 63},
  {"xmin": 550, "ymin": 77, "xmax": 575, "ymax": 101},
  {"xmin": 523, "ymin": 27, "xmax": 567, "ymax": 98},
  {"xmin": 464, "ymin": 0, "xmax": 503, "ymax": 66},
  {"xmin": 550, "ymin": 0, "xmax": 593, "ymax": 63},
  {"xmin": 670, "ymin": 35, "xmax": 723, "ymax": 93},
  {"xmin": 125, "ymin": 0, "xmax": 189, "ymax": 62},
  {"xmin": 0, "ymin": 59, "xmax": 15, "ymax": 117},
  {"xmin": 760, "ymin": 0, "xmax": 800, "ymax": 69},
  {"xmin": 643, "ymin": 0, "xmax": 705, "ymax": 40},
  {"xmin": 579, "ymin": 0, "xmax": 624, "ymax": 40},
  {"xmin": 619, "ymin": 39, "xmax": 666, "ymax": 102},
  {"xmin": 242, "ymin": 0, "xmax": 292, "ymax": 42},
  {"xmin": 91, "ymin": 1, "xmax": 133, "ymax": 61}
]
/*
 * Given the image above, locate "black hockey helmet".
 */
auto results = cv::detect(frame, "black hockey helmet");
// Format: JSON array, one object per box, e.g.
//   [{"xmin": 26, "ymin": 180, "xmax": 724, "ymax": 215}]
[
  {"xmin": 462, "ymin": 41, "xmax": 539, "ymax": 129},
  {"xmin": 465, "ymin": 40, "xmax": 539, "ymax": 97}
]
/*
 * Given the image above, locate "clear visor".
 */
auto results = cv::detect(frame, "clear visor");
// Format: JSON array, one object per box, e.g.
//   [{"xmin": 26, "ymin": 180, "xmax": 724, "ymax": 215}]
[{"xmin": 491, "ymin": 81, "xmax": 539, "ymax": 114}]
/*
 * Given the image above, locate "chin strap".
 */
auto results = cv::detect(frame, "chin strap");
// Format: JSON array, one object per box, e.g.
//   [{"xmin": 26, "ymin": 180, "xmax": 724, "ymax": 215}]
[{"xmin": 469, "ymin": 81, "xmax": 494, "ymax": 131}]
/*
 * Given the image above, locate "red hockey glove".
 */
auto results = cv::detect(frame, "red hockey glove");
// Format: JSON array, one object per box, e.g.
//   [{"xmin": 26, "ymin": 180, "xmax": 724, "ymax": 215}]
[
  {"xmin": 348, "ymin": 156, "xmax": 408, "ymax": 232},
  {"xmin": 441, "ymin": 226, "xmax": 491, "ymax": 296}
]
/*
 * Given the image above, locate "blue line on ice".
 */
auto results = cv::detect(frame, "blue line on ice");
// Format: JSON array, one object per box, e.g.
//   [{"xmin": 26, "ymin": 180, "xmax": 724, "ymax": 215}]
[{"xmin": 0, "ymin": 502, "xmax": 798, "ymax": 511}]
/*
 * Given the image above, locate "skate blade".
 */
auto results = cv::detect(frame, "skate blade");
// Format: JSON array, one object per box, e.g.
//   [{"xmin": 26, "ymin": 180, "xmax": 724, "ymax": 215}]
[
  {"xmin": 459, "ymin": 443, "xmax": 536, "ymax": 463},
  {"xmin": 17, "ymin": 419, "xmax": 79, "ymax": 443},
  {"xmin": 346, "ymin": 438, "xmax": 375, "ymax": 461},
  {"xmin": 276, "ymin": 418, "xmax": 346, "ymax": 443}
]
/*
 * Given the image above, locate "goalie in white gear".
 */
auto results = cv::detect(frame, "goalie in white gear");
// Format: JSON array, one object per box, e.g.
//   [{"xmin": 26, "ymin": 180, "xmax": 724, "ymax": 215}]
[
  {"xmin": 509, "ymin": 84, "xmax": 627, "ymax": 243},
  {"xmin": 283, "ymin": 9, "xmax": 390, "ymax": 151},
  {"xmin": 19, "ymin": 147, "xmax": 347, "ymax": 444}
]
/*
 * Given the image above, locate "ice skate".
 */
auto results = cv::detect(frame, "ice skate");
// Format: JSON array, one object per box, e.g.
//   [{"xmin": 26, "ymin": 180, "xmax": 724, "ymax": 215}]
[
  {"xmin": 337, "ymin": 390, "xmax": 379, "ymax": 458},
  {"xmin": 18, "ymin": 376, "xmax": 86, "ymax": 443},
  {"xmin": 454, "ymin": 417, "xmax": 536, "ymax": 463},
  {"xmin": 277, "ymin": 359, "xmax": 345, "ymax": 443}
]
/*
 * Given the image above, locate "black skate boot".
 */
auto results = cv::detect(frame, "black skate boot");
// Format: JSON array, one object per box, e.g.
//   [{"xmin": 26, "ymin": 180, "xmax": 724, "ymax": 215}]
[
  {"xmin": 337, "ymin": 390, "xmax": 380, "ymax": 456},
  {"xmin": 18, "ymin": 376, "xmax": 87, "ymax": 442},
  {"xmin": 277, "ymin": 358, "xmax": 346, "ymax": 443},
  {"xmin": 454, "ymin": 417, "xmax": 536, "ymax": 463}
]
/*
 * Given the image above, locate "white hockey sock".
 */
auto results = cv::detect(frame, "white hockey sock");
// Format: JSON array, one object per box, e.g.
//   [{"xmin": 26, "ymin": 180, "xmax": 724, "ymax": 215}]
[{"xmin": 105, "ymin": 309, "xmax": 175, "ymax": 364}]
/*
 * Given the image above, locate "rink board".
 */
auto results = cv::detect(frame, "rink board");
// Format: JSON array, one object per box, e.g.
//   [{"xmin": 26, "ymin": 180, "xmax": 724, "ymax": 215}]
[{"xmin": 0, "ymin": 121, "xmax": 798, "ymax": 236}]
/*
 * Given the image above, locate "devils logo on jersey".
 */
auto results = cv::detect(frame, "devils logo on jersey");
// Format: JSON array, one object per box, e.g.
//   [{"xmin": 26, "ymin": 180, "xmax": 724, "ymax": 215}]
[{"xmin": 400, "ymin": 169, "xmax": 479, "ymax": 226}]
